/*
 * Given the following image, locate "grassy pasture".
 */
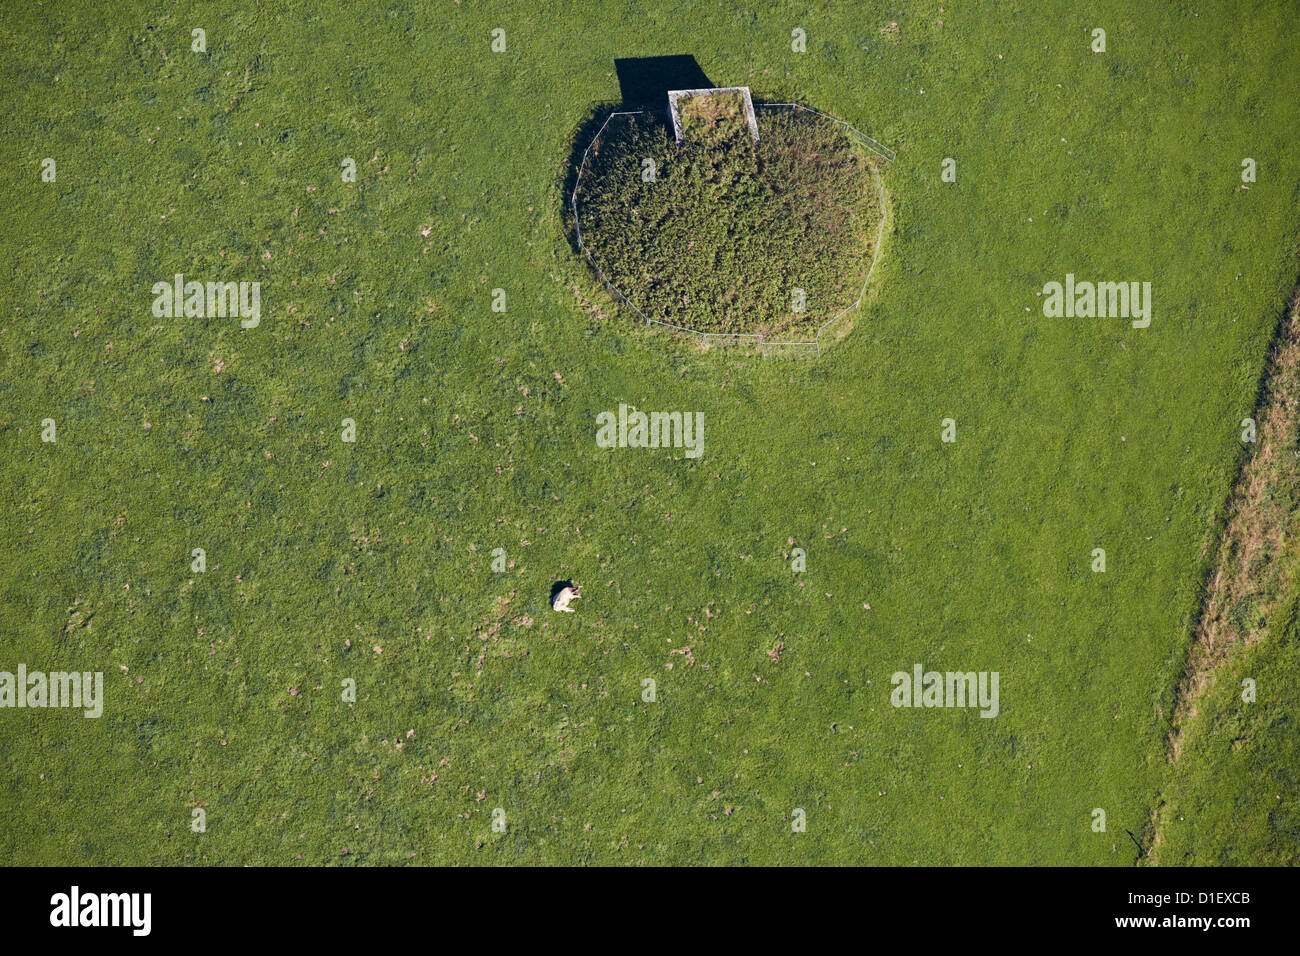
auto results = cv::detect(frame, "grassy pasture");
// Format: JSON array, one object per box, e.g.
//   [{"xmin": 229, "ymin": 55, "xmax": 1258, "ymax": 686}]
[
  {"xmin": 0, "ymin": 0, "xmax": 1298, "ymax": 865},
  {"xmin": 1156, "ymin": 586, "xmax": 1300, "ymax": 864}
]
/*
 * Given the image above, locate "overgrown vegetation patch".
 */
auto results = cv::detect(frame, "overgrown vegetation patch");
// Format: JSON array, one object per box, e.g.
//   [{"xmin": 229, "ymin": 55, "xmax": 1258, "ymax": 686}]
[{"xmin": 575, "ymin": 106, "xmax": 883, "ymax": 336}]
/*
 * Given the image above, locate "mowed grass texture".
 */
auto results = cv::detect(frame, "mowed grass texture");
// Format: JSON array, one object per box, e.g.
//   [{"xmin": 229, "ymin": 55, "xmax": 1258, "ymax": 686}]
[{"xmin": 1, "ymin": 1, "xmax": 1298, "ymax": 865}]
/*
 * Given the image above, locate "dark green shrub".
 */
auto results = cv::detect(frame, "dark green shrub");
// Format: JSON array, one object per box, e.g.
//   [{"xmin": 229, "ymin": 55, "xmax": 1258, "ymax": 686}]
[{"xmin": 576, "ymin": 106, "xmax": 883, "ymax": 336}]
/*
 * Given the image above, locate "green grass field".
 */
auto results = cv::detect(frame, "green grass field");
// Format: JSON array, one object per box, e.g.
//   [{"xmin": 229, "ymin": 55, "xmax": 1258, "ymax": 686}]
[{"xmin": 2, "ymin": 0, "xmax": 1298, "ymax": 865}]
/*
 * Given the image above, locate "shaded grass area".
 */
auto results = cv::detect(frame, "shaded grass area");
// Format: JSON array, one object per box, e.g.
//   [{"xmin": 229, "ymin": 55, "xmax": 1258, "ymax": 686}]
[{"xmin": 0, "ymin": 0, "xmax": 1298, "ymax": 865}]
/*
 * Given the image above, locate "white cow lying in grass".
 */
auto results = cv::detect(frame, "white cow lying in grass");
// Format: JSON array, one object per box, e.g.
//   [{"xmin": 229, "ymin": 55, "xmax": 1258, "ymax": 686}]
[{"xmin": 552, "ymin": 585, "xmax": 581, "ymax": 613}]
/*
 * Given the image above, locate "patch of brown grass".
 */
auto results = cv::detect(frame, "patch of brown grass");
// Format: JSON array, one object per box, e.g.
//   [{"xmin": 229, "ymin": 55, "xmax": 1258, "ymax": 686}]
[
  {"xmin": 681, "ymin": 91, "xmax": 744, "ymax": 126},
  {"xmin": 1168, "ymin": 289, "xmax": 1300, "ymax": 760}
]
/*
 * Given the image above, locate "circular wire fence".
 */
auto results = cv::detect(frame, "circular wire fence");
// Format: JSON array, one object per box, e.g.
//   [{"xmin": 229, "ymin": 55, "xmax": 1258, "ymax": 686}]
[{"xmin": 571, "ymin": 103, "xmax": 893, "ymax": 358}]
